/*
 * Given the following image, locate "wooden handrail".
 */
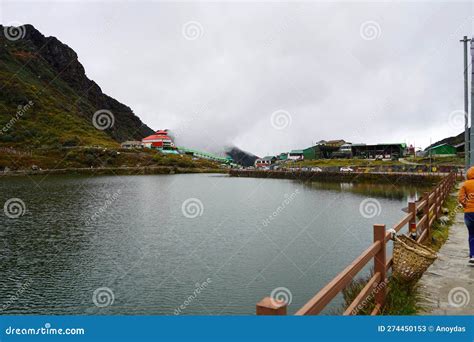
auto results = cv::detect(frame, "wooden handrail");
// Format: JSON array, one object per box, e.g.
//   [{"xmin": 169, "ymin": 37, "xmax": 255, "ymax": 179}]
[
  {"xmin": 416, "ymin": 199, "xmax": 428, "ymax": 211},
  {"xmin": 295, "ymin": 241, "xmax": 382, "ymax": 315},
  {"xmin": 417, "ymin": 227, "xmax": 429, "ymax": 243},
  {"xmin": 386, "ymin": 213, "xmax": 413, "ymax": 241},
  {"xmin": 256, "ymin": 171, "xmax": 457, "ymax": 316},
  {"xmin": 343, "ymin": 272, "xmax": 382, "ymax": 315},
  {"xmin": 417, "ymin": 214, "xmax": 428, "ymax": 229},
  {"xmin": 371, "ymin": 303, "xmax": 382, "ymax": 316}
]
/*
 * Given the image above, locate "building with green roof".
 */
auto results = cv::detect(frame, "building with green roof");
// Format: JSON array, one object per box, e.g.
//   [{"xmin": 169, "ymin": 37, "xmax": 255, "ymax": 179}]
[{"xmin": 426, "ymin": 143, "xmax": 456, "ymax": 156}]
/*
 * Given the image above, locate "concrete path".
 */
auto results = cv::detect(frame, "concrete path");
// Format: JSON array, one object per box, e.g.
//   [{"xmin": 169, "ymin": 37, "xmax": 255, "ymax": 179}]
[{"xmin": 418, "ymin": 206, "xmax": 474, "ymax": 315}]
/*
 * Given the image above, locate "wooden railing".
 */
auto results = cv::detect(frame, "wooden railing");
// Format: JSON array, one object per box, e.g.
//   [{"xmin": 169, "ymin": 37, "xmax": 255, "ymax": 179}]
[{"xmin": 256, "ymin": 172, "xmax": 457, "ymax": 316}]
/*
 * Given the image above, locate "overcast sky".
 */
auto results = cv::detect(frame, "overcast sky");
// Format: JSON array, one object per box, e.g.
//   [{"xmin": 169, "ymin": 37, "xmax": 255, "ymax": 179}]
[{"xmin": 1, "ymin": 1, "xmax": 473, "ymax": 156}]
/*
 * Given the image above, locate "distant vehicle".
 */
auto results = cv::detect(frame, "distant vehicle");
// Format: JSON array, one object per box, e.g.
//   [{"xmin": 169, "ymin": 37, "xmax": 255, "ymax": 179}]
[
  {"xmin": 311, "ymin": 167, "xmax": 323, "ymax": 172},
  {"xmin": 340, "ymin": 166, "xmax": 354, "ymax": 172}
]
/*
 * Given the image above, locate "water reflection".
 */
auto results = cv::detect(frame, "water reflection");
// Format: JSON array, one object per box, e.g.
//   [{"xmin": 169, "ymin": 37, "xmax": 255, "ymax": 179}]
[
  {"xmin": 0, "ymin": 174, "xmax": 429, "ymax": 315},
  {"xmin": 302, "ymin": 181, "xmax": 429, "ymax": 203}
]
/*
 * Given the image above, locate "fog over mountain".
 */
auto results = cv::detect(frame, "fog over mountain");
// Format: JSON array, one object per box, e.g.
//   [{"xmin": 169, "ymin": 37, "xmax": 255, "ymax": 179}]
[{"xmin": 2, "ymin": 1, "xmax": 473, "ymax": 156}]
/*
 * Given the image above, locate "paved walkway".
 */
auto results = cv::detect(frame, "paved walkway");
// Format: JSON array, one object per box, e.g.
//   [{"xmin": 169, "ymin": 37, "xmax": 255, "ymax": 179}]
[{"xmin": 418, "ymin": 203, "xmax": 474, "ymax": 314}]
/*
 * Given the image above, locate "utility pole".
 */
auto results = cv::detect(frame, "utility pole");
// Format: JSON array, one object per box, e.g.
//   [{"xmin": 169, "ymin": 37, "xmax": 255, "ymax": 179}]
[
  {"xmin": 460, "ymin": 36, "xmax": 471, "ymax": 170},
  {"xmin": 429, "ymin": 137, "xmax": 432, "ymax": 171},
  {"xmin": 471, "ymin": 38, "xmax": 474, "ymax": 168}
]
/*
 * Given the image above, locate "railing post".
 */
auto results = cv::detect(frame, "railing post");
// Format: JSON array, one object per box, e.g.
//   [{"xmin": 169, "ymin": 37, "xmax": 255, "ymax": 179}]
[
  {"xmin": 435, "ymin": 186, "xmax": 440, "ymax": 218},
  {"xmin": 408, "ymin": 201, "xmax": 417, "ymax": 239},
  {"xmin": 373, "ymin": 224, "xmax": 387, "ymax": 308},
  {"xmin": 423, "ymin": 191, "xmax": 431, "ymax": 240},
  {"xmin": 256, "ymin": 297, "xmax": 287, "ymax": 315}
]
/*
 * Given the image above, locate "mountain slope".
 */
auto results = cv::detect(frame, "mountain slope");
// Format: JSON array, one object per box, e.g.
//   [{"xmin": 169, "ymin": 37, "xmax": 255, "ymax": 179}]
[
  {"xmin": 426, "ymin": 130, "xmax": 466, "ymax": 150},
  {"xmin": 0, "ymin": 24, "xmax": 153, "ymax": 148},
  {"xmin": 225, "ymin": 147, "xmax": 259, "ymax": 167}
]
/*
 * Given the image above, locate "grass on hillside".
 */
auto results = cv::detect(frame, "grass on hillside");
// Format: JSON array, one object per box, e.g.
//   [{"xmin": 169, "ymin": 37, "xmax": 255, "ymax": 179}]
[
  {"xmin": 0, "ymin": 147, "xmax": 221, "ymax": 171},
  {"xmin": 0, "ymin": 36, "xmax": 120, "ymax": 149}
]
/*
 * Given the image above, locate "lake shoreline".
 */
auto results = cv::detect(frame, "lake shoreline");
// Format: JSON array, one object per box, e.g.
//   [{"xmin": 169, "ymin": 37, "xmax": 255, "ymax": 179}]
[
  {"xmin": 1, "ymin": 173, "xmax": 423, "ymax": 315},
  {"xmin": 230, "ymin": 169, "xmax": 448, "ymax": 186},
  {"xmin": 0, "ymin": 166, "xmax": 228, "ymax": 177},
  {"xmin": 1, "ymin": 167, "xmax": 452, "ymax": 186}
]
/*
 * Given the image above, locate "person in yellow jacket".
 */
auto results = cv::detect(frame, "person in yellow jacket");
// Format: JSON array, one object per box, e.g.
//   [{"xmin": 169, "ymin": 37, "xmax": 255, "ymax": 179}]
[{"xmin": 458, "ymin": 166, "xmax": 474, "ymax": 263}]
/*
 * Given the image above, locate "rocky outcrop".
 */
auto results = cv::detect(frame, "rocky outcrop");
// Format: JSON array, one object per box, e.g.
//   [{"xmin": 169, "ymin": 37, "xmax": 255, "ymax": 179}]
[{"xmin": 0, "ymin": 24, "xmax": 154, "ymax": 142}]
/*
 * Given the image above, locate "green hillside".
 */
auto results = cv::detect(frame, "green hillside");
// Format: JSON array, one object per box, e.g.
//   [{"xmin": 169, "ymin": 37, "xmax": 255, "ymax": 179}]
[
  {"xmin": 0, "ymin": 24, "xmax": 153, "ymax": 149},
  {"xmin": 0, "ymin": 25, "xmax": 227, "ymax": 172}
]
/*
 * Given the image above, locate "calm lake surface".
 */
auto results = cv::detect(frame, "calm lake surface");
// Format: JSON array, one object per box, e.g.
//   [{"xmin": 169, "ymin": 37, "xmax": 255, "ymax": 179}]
[{"xmin": 0, "ymin": 174, "xmax": 427, "ymax": 315}]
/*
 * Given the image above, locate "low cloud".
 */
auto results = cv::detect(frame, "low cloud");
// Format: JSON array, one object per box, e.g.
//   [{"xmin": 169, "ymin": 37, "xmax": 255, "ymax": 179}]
[{"xmin": 2, "ymin": 1, "xmax": 472, "ymax": 155}]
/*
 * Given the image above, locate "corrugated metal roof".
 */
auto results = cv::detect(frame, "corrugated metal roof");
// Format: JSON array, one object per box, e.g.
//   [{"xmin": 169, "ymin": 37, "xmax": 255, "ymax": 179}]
[{"xmin": 427, "ymin": 143, "xmax": 454, "ymax": 150}]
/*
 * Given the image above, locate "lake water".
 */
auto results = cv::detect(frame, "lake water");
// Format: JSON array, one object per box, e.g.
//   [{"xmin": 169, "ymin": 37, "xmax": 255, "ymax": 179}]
[{"xmin": 0, "ymin": 174, "xmax": 427, "ymax": 315}]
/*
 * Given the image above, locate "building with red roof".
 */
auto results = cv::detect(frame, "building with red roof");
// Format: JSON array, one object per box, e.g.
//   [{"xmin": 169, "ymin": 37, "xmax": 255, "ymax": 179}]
[{"xmin": 142, "ymin": 129, "xmax": 177, "ymax": 153}]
